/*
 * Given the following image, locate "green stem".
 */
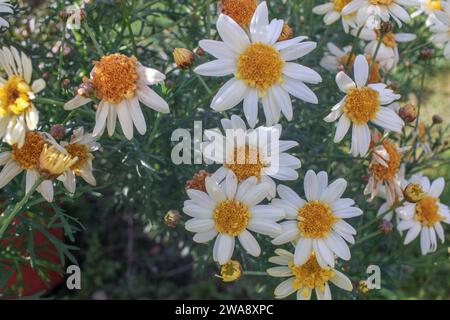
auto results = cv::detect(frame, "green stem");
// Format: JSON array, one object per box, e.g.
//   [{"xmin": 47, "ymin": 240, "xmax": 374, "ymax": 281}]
[
  {"xmin": 121, "ymin": 0, "xmax": 138, "ymax": 56},
  {"xmin": 57, "ymin": 20, "xmax": 68, "ymax": 91},
  {"xmin": 346, "ymin": 26, "xmax": 363, "ymax": 68},
  {"xmin": 83, "ymin": 21, "xmax": 104, "ymax": 56},
  {"xmin": 34, "ymin": 97, "xmax": 66, "ymax": 106},
  {"xmin": 0, "ymin": 177, "xmax": 44, "ymax": 240},
  {"xmin": 195, "ymin": 73, "xmax": 212, "ymax": 95},
  {"xmin": 243, "ymin": 271, "xmax": 267, "ymax": 276},
  {"xmin": 354, "ymin": 230, "xmax": 382, "ymax": 247},
  {"xmin": 367, "ymin": 33, "xmax": 385, "ymax": 85}
]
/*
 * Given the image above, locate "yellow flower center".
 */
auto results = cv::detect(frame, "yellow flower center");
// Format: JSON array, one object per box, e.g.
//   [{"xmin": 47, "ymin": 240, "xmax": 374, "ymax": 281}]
[
  {"xmin": 298, "ymin": 201, "xmax": 339, "ymax": 238},
  {"xmin": 343, "ymin": 87, "xmax": 380, "ymax": 125},
  {"xmin": 236, "ymin": 42, "xmax": 284, "ymax": 93},
  {"xmin": 375, "ymin": 30, "xmax": 397, "ymax": 48},
  {"xmin": 92, "ymin": 54, "xmax": 138, "ymax": 104},
  {"xmin": 224, "ymin": 145, "xmax": 266, "ymax": 181},
  {"xmin": 333, "ymin": 0, "xmax": 352, "ymax": 12},
  {"xmin": 289, "ymin": 252, "xmax": 335, "ymax": 293},
  {"xmin": 65, "ymin": 143, "xmax": 92, "ymax": 173},
  {"xmin": 404, "ymin": 183, "xmax": 426, "ymax": 203},
  {"xmin": 11, "ymin": 132, "xmax": 46, "ymax": 169},
  {"xmin": 426, "ymin": 0, "xmax": 442, "ymax": 10},
  {"xmin": 415, "ymin": 196, "xmax": 443, "ymax": 227},
  {"xmin": 369, "ymin": 0, "xmax": 394, "ymax": 5},
  {"xmin": 338, "ymin": 54, "xmax": 381, "ymax": 83},
  {"xmin": 371, "ymin": 140, "xmax": 401, "ymax": 180},
  {"xmin": 220, "ymin": 0, "xmax": 258, "ymax": 27},
  {"xmin": 214, "ymin": 200, "xmax": 250, "ymax": 236},
  {"xmin": 0, "ymin": 76, "xmax": 33, "ymax": 116}
]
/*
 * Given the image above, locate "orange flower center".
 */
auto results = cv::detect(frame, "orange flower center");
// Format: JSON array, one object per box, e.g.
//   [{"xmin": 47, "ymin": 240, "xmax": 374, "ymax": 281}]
[
  {"xmin": 220, "ymin": 0, "xmax": 258, "ymax": 27},
  {"xmin": 415, "ymin": 196, "xmax": 443, "ymax": 227},
  {"xmin": 371, "ymin": 140, "xmax": 401, "ymax": 180},
  {"xmin": 224, "ymin": 144, "xmax": 266, "ymax": 181},
  {"xmin": 298, "ymin": 201, "xmax": 339, "ymax": 238},
  {"xmin": 65, "ymin": 143, "xmax": 92, "ymax": 172},
  {"xmin": 214, "ymin": 200, "xmax": 250, "ymax": 236},
  {"xmin": 344, "ymin": 87, "xmax": 380, "ymax": 124},
  {"xmin": 11, "ymin": 132, "xmax": 46, "ymax": 169}
]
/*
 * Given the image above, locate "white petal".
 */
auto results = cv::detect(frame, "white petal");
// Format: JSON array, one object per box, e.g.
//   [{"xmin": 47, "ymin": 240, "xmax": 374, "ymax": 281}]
[
  {"xmin": 353, "ymin": 55, "xmax": 369, "ymax": 87},
  {"xmin": 217, "ymin": 14, "xmax": 250, "ymax": 53},
  {"xmin": 211, "ymin": 78, "xmax": 248, "ymax": 111},
  {"xmin": 137, "ymin": 86, "xmax": 170, "ymax": 113},
  {"xmin": 238, "ymin": 230, "xmax": 261, "ymax": 257},
  {"xmin": 116, "ymin": 101, "xmax": 134, "ymax": 140}
]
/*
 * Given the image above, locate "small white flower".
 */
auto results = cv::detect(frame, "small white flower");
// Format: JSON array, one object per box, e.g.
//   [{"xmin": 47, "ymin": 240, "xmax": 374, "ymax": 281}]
[
  {"xmin": 342, "ymin": 0, "xmax": 419, "ymax": 29},
  {"xmin": 312, "ymin": 0, "xmax": 358, "ymax": 33},
  {"xmin": 203, "ymin": 115, "xmax": 301, "ymax": 199},
  {"xmin": 356, "ymin": 27, "xmax": 416, "ymax": 71},
  {"xmin": 320, "ymin": 43, "xmax": 353, "ymax": 71},
  {"xmin": 429, "ymin": 1, "xmax": 450, "ymax": 58},
  {"xmin": 396, "ymin": 174, "xmax": 450, "ymax": 255},
  {"xmin": 59, "ymin": 127, "xmax": 100, "ymax": 193},
  {"xmin": 183, "ymin": 172, "xmax": 284, "ymax": 265},
  {"xmin": 412, "ymin": 0, "xmax": 445, "ymax": 26},
  {"xmin": 324, "ymin": 55, "xmax": 404, "ymax": 157},
  {"xmin": 267, "ymin": 249, "xmax": 353, "ymax": 300},
  {"xmin": 271, "ymin": 170, "xmax": 363, "ymax": 268},
  {"xmin": 0, "ymin": 0, "xmax": 13, "ymax": 29},
  {"xmin": 0, "ymin": 46, "xmax": 45, "ymax": 147},
  {"xmin": 195, "ymin": 1, "xmax": 322, "ymax": 127},
  {"xmin": 64, "ymin": 53, "xmax": 169, "ymax": 140}
]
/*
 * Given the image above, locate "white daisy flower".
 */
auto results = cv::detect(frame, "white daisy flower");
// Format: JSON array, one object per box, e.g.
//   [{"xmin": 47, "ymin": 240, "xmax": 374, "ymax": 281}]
[
  {"xmin": 194, "ymin": 1, "xmax": 322, "ymax": 128},
  {"xmin": 364, "ymin": 129, "xmax": 410, "ymax": 205},
  {"xmin": 324, "ymin": 55, "xmax": 404, "ymax": 157},
  {"xmin": 64, "ymin": 53, "xmax": 170, "ymax": 140},
  {"xmin": 271, "ymin": 170, "xmax": 363, "ymax": 268},
  {"xmin": 320, "ymin": 42, "xmax": 383, "ymax": 82},
  {"xmin": 0, "ymin": 131, "xmax": 56, "ymax": 202},
  {"xmin": 356, "ymin": 27, "xmax": 416, "ymax": 71},
  {"xmin": 429, "ymin": 1, "xmax": 450, "ymax": 58},
  {"xmin": 183, "ymin": 171, "xmax": 284, "ymax": 265},
  {"xmin": 412, "ymin": 0, "xmax": 445, "ymax": 26},
  {"xmin": 396, "ymin": 174, "xmax": 450, "ymax": 255},
  {"xmin": 376, "ymin": 163, "xmax": 407, "ymax": 222},
  {"xmin": 0, "ymin": 46, "xmax": 45, "ymax": 147},
  {"xmin": 203, "ymin": 115, "xmax": 301, "ymax": 199},
  {"xmin": 267, "ymin": 249, "xmax": 353, "ymax": 300},
  {"xmin": 0, "ymin": 0, "xmax": 13, "ymax": 29},
  {"xmin": 312, "ymin": 0, "xmax": 358, "ymax": 33},
  {"xmin": 342, "ymin": 0, "xmax": 418, "ymax": 29},
  {"xmin": 59, "ymin": 127, "xmax": 99, "ymax": 193}
]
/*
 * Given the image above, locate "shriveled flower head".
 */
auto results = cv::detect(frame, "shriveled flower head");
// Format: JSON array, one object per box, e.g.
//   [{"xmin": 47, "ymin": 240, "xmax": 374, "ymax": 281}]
[
  {"xmin": 271, "ymin": 170, "xmax": 363, "ymax": 268},
  {"xmin": 64, "ymin": 53, "xmax": 170, "ymax": 140},
  {"xmin": 38, "ymin": 144, "xmax": 78, "ymax": 180},
  {"xmin": 183, "ymin": 171, "xmax": 284, "ymax": 265},
  {"xmin": 364, "ymin": 129, "xmax": 410, "ymax": 205},
  {"xmin": 324, "ymin": 55, "xmax": 404, "ymax": 157},
  {"xmin": 217, "ymin": 260, "xmax": 243, "ymax": 282},
  {"xmin": 173, "ymin": 48, "xmax": 195, "ymax": 68},
  {"xmin": 195, "ymin": 1, "xmax": 321, "ymax": 127},
  {"xmin": 219, "ymin": 0, "xmax": 258, "ymax": 27},
  {"xmin": 313, "ymin": 0, "xmax": 358, "ymax": 33},
  {"xmin": 0, "ymin": 47, "xmax": 45, "ymax": 147},
  {"xmin": 185, "ymin": 170, "xmax": 212, "ymax": 192},
  {"xmin": 267, "ymin": 249, "xmax": 353, "ymax": 300},
  {"xmin": 0, "ymin": 0, "xmax": 13, "ymax": 29},
  {"xmin": 397, "ymin": 173, "xmax": 450, "ymax": 255}
]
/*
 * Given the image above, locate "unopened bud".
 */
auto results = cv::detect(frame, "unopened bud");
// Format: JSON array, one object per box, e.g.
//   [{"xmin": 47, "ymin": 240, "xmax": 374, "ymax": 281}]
[
  {"xmin": 403, "ymin": 183, "xmax": 426, "ymax": 203},
  {"xmin": 61, "ymin": 78, "xmax": 71, "ymax": 89},
  {"xmin": 419, "ymin": 47, "xmax": 433, "ymax": 59},
  {"xmin": 50, "ymin": 124, "xmax": 66, "ymax": 140},
  {"xmin": 164, "ymin": 210, "xmax": 181, "ymax": 228},
  {"xmin": 398, "ymin": 103, "xmax": 417, "ymax": 123},
  {"xmin": 379, "ymin": 21, "xmax": 393, "ymax": 34},
  {"xmin": 173, "ymin": 48, "xmax": 195, "ymax": 69},
  {"xmin": 278, "ymin": 23, "xmax": 294, "ymax": 41},
  {"xmin": 432, "ymin": 114, "xmax": 443, "ymax": 124},
  {"xmin": 379, "ymin": 219, "xmax": 393, "ymax": 234},
  {"xmin": 217, "ymin": 260, "xmax": 242, "ymax": 283}
]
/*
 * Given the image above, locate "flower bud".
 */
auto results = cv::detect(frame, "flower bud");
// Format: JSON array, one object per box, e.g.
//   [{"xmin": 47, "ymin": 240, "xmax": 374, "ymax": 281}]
[
  {"xmin": 379, "ymin": 21, "xmax": 393, "ymax": 34},
  {"xmin": 398, "ymin": 103, "xmax": 417, "ymax": 123},
  {"xmin": 278, "ymin": 23, "xmax": 294, "ymax": 41},
  {"xmin": 217, "ymin": 260, "xmax": 242, "ymax": 283},
  {"xmin": 185, "ymin": 170, "xmax": 211, "ymax": 192},
  {"xmin": 419, "ymin": 47, "xmax": 433, "ymax": 59},
  {"xmin": 50, "ymin": 124, "xmax": 66, "ymax": 140},
  {"xmin": 403, "ymin": 183, "xmax": 426, "ymax": 203},
  {"xmin": 61, "ymin": 78, "xmax": 71, "ymax": 89},
  {"xmin": 173, "ymin": 48, "xmax": 195, "ymax": 69},
  {"xmin": 164, "ymin": 210, "xmax": 181, "ymax": 228},
  {"xmin": 432, "ymin": 114, "xmax": 443, "ymax": 124},
  {"xmin": 379, "ymin": 219, "xmax": 393, "ymax": 234}
]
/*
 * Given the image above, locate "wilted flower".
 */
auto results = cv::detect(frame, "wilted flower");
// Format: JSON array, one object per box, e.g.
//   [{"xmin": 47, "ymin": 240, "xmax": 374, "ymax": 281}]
[
  {"xmin": 38, "ymin": 144, "xmax": 78, "ymax": 180},
  {"xmin": 217, "ymin": 260, "xmax": 243, "ymax": 282},
  {"xmin": 173, "ymin": 48, "xmax": 195, "ymax": 68},
  {"xmin": 185, "ymin": 170, "xmax": 211, "ymax": 192},
  {"xmin": 398, "ymin": 103, "xmax": 417, "ymax": 123}
]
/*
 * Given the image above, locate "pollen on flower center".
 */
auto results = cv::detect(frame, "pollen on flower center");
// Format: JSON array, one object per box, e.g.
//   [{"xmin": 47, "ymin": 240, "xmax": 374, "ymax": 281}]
[
  {"xmin": 11, "ymin": 132, "xmax": 46, "ymax": 169},
  {"xmin": 343, "ymin": 87, "xmax": 380, "ymax": 124},
  {"xmin": 224, "ymin": 145, "xmax": 266, "ymax": 181},
  {"xmin": 65, "ymin": 143, "xmax": 92, "ymax": 173},
  {"xmin": 333, "ymin": 0, "xmax": 352, "ymax": 12},
  {"xmin": 289, "ymin": 252, "xmax": 335, "ymax": 293},
  {"xmin": 92, "ymin": 53, "xmax": 138, "ymax": 104},
  {"xmin": 0, "ymin": 76, "xmax": 33, "ymax": 116},
  {"xmin": 375, "ymin": 30, "xmax": 397, "ymax": 48},
  {"xmin": 371, "ymin": 140, "xmax": 401, "ymax": 180},
  {"xmin": 415, "ymin": 196, "xmax": 443, "ymax": 227},
  {"xmin": 298, "ymin": 201, "xmax": 338, "ymax": 238},
  {"xmin": 214, "ymin": 199, "xmax": 250, "ymax": 236},
  {"xmin": 236, "ymin": 42, "xmax": 284, "ymax": 93},
  {"xmin": 220, "ymin": 0, "xmax": 257, "ymax": 27},
  {"xmin": 370, "ymin": 0, "xmax": 394, "ymax": 5}
]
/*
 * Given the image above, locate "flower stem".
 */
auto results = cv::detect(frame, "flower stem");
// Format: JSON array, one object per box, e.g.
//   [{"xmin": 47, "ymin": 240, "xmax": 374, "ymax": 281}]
[
  {"xmin": 34, "ymin": 97, "xmax": 66, "ymax": 106},
  {"xmin": 120, "ymin": 0, "xmax": 138, "ymax": 57},
  {"xmin": 346, "ymin": 26, "xmax": 363, "ymax": 68},
  {"xmin": 367, "ymin": 33, "xmax": 385, "ymax": 85},
  {"xmin": 83, "ymin": 21, "xmax": 104, "ymax": 56},
  {"xmin": 0, "ymin": 177, "xmax": 44, "ymax": 240},
  {"xmin": 243, "ymin": 271, "xmax": 267, "ymax": 276},
  {"xmin": 57, "ymin": 20, "xmax": 68, "ymax": 92}
]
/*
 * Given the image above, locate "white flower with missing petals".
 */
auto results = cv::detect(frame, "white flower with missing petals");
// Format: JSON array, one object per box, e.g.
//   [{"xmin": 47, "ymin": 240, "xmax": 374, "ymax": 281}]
[
  {"xmin": 183, "ymin": 172, "xmax": 284, "ymax": 265},
  {"xmin": 396, "ymin": 174, "xmax": 450, "ymax": 255},
  {"xmin": 0, "ymin": 47, "xmax": 45, "ymax": 147},
  {"xmin": 194, "ymin": 1, "xmax": 321, "ymax": 127},
  {"xmin": 267, "ymin": 249, "xmax": 353, "ymax": 300},
  {"xmin": 203, "ymin": 115, "xmax": 301, "ymax": 199},
  {"xmin": 64, "ymin": 53, "xmax": 169, "ymax": 140},
  {"xmin": 324, "ymin": 55, "xmax": 404, "ymax": 157},
  {"xmin": 271, "ymin": 170, "xmax": 363, "ymax": 268}
]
